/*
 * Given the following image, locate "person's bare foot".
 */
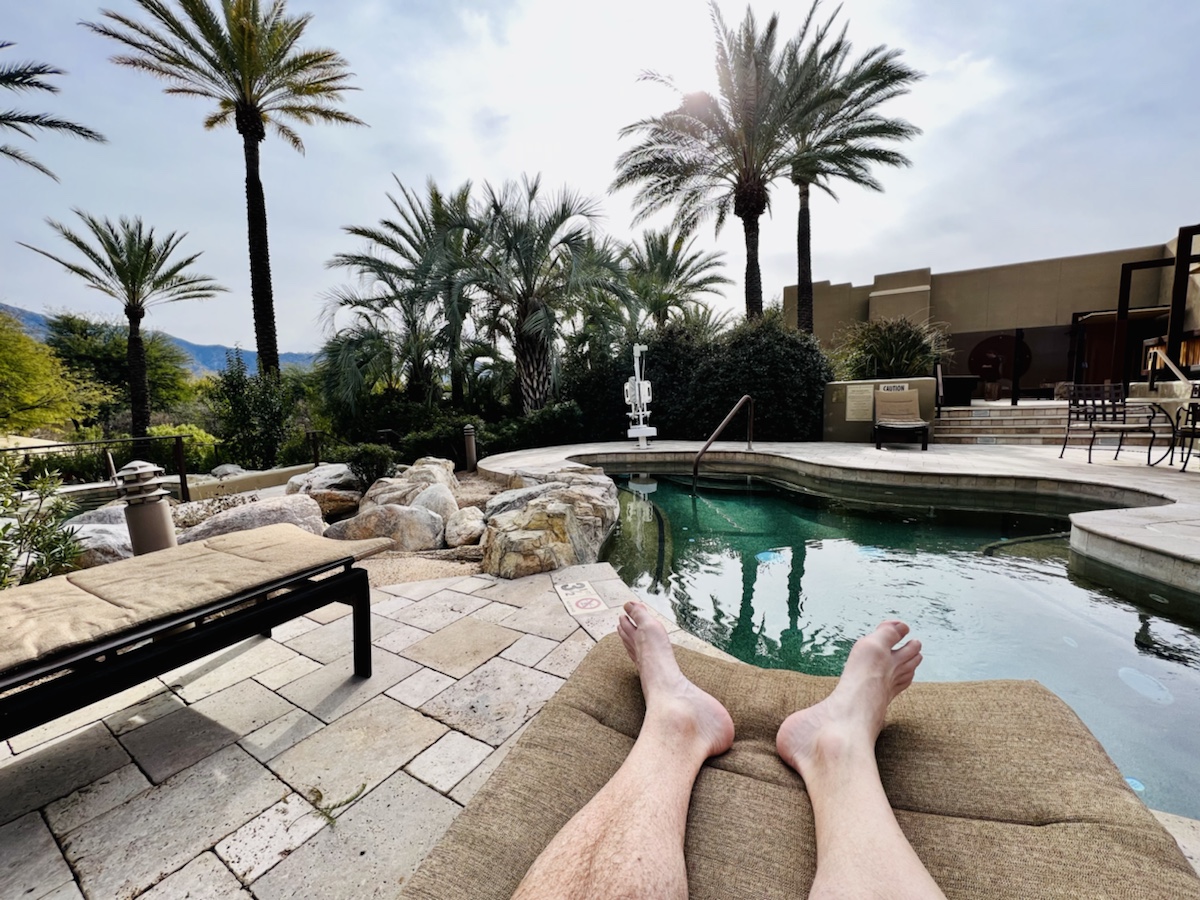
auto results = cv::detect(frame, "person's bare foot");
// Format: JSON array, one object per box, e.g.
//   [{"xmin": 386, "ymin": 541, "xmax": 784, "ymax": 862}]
[
  {"xmin": 618, "ymin": 601, "xmax": 734, "ymax": 759},
  {"xmin": 777, "ymin": 621, "xmax": 922, "ymax": 778}
]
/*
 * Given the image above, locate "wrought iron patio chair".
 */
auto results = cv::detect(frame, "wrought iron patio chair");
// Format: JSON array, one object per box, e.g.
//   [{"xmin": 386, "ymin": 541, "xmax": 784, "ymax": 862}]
[
  {"xmin": 1059, "ymin": 383, "xmax": 1157, "ymax": 464},
  {"xmin": 1178, "ymin": 383, "xmax": 1200, "ymax": 473}
]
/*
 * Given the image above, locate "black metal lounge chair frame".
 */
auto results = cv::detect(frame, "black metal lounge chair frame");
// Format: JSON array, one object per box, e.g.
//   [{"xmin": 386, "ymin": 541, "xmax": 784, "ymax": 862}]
[
  {"xmin": 1179, "ymin": 384, "xmax": 1200, "ymax": 473},
  {"xmin": 874, "ymin": 420, "xmax": 929, "ymax": 450},
  {"xmin": 0, "ymin": 557, "xmax": 371, "ymax": 741},
  {"xmin": 1059, "ymin": 383, "xmax": 1157, "ymax": 464}
]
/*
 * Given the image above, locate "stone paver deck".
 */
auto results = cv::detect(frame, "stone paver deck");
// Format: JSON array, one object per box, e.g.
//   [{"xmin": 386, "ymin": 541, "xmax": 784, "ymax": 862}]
[{"xmin": 0, "ymin": 565, "xmax": 735, "ymax": 899}]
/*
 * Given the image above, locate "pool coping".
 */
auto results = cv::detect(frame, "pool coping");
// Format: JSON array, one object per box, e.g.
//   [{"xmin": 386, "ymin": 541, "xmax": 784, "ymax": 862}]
[{"xmin": 478, "ymin": 441, "xmax": 1200, "ymax": 597}]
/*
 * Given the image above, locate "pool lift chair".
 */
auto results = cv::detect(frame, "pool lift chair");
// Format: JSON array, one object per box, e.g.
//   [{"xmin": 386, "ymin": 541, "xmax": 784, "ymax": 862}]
[
  {"xmin": 625, "ymin": 343, "xmax": 657, "ymax": 449},
  {"xmin": 873, "ymin": 389, "xmax": 930, "ymax": 450}
]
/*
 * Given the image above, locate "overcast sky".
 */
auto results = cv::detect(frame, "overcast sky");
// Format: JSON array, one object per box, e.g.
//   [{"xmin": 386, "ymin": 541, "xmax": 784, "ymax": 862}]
[{"xmin": 4, "ymin": 0, "xmax": 1200, "ymax": 353}]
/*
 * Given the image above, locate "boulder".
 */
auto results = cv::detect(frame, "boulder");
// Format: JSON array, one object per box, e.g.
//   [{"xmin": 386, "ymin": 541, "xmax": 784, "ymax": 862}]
[
  {"xmin": 325, "ymin": 504, "xmax": 444, "ymax": 551},
  {"xmin": 65, "ymin": 505, "xmax": 128, "ymax": 528},
  {"xmin": 178, "ymin": 495, "xmax": 324, "ymax": 544},
  {"xmin": 411, "ymin": 484, "xmax": 458, "ymax": 525},
  {"xmin": 483, "ymin": 482, "xmax": 567, "ymax": 520},
  {"xmin": 481, "ymin": 498, "xmax": 591, "ymax": 579},
  {"xmin": 508, "ymin": 466, "xmax": 604, "ymax": 489},
  {"xmin": 359, "ymin": 477, "xmax": 426, "ymax": 512},
  {"xmin": 210, "ymin": 464, "xmax": 246, "ymax": 479},
  {"xmin": 286, "ymin": 463, "xmax": 358, "ymax": 494},
  {"xmin": 307, "ymin": 489, "xmax": 362, "ymax": 521},
  {"xmin": 171, "ymin": 494, "xmax": 257, "ymax": 529},
  {"xmin": 445, "ymin": 507, "xmax": 486, "ymax": 548},
  {"xmin": 402, "ymin": 463, "xmax": 459, "ymax": 493},
  {"xmin": 413, "ymin": 457, "xmax": 456, "ymax": 477},
  {"xmin": 71, "ymin": 523, "xmax": 134, "ymax": 568},
  {"xmin": 543, "ymin": 482, "xmax": 619, "ymax": 548}
]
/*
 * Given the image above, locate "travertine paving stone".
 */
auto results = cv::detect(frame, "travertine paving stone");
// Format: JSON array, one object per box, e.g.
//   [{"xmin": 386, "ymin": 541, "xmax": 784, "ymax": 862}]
[
  {"xmin": 370, "ymin": 593, "xmax": 415, "ymax": 619},
  {"xmin": 0, "ymin": 811, "xmax": 75, "ymax": 900},
  {"xmin": 535, "ymin": 628, "xmax": 595, "ymax": 679},
  {"xmin": 385, "ymin": 668, "xmax": 456, "ymax": 708},
  {"xmin": 390, "ymin": 589, "xmax": 489, "ymax": 632},
  {"xmin": 254, "ymin": 655, "xmax": 323, "ymax": 691},
  {"xmin": 45, "ymin": 763, "xmax": 150, "ymax": 837},
  {"xmin": 399, "ymin": 616, "xmax": 521, "ymax": 678},
  {"xmin": 575, "ymin": 606, "xmax": 623, "ymax": 641},
  {"xmin": 278, "ymin": 648, "xmax": 420, "ymax": 723},
  {"xmin": 448, "ymin": 722, "xmax": 529, "ymax": 806},
  {"xmin": 239, "ymin": 708, "xmax": 325, "ymax": 763},
  {"xmin": 42, "ymin": 881, "xmax": 84, "ymax": 899},
  {"xmin": 63, "ymin": 745, "xmax": 285, "ymax": 900},
  {"xmin": 215, "ymin": 794, "xmax": 325, "ymax": 883},
  {"xmin": 0, "ymin": 723, "xmax": 129, "ymax": 826},
  {"xmin": 470, "ymin": 600, "xmax": 522, "ymax": 624},
  {"xmin": 372, "ymin": 622, "xmax": 432, "ymax": 654},
  {"xmin": 449, "ymin": 575, "xmax": 496, "ymax": 594},
  {"xmin": 162, "ymin": 638, "xmax": 297, "ymax": 703},
  {"xmin": 0, "ymin": 741, "xmax": 10, "ymax": 760},
  {"xmin": 499, "ymin": 595, "xmax": 580, "ymax": 641},
  {"xmin": 1156, "ymin": 810, "xmax": 1200, "ymax": 876},
  {"xmin": 305, "ymin": 602, "xmax": 352, "ymax": 624},
  {"xmin": 269, "ymin": 616, "xmax": 320, "ymax": 642},
  {"xmin": 283, "ymin": 613, "xmax": 401, "ymax": 665},
  {"xmin": 103, "ymin": 690, "xmax": 185, "ymax": 736},
  {"xmin": 8, "ymin": 679, "xmax": 163, "ymax": 753},
  {"xmin": 501, "ymin": 633, "xmax": 559, "ymax": 667},
  {"xmin": 472, "ymin": 572, "xmax": 555, "ymax": 608},
  {"xmin": 385, "ymin": 576, "xmax": 472, "ymax": 601},
  {"xmin": 422, "ymin": 657, "xmax": 564, "ymax": 745},
  {"xmin": 551, "ymin": 562, "xmax": 620, "ymax": 584},
  {"xmin": 405, "ymin": 731, "xmax": 493, "ymax": 793},
  {"xmin": 269, "ymin": 696, "xmax": 446, "ymax": 815},
  {"xmin": 592, "ymin": 577, "xmax": 639, "ymax": 608},
  {"xmin": 670, "ymin": 629, "xmax": 741, "ymax": 662},
  {"xmin": 121, "ymin": 679, "xmax": 296, "ymax": 783},
  {"xmin": 138, "ymin": 852, "xmax": 250, "ymax": 899},
  {"xmin": 251, "ymin": 770, "xmax": 460, "ymax": 900}
]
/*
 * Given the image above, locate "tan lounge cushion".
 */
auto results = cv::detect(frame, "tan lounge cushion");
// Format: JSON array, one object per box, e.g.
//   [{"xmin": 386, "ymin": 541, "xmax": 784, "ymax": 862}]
[
  {"xmin": 1, "ymin": 523, "xmax": 390, "ymax": 675},
  {"xmin": 399, "ymin": 634, "xmax": 1200, "ymax": 900}
]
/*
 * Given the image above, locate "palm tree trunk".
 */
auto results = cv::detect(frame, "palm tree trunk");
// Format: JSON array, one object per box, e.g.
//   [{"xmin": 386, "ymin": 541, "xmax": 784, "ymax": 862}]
[
  {"xmin": 796, "ymin": 182, "xmax": 814, "ymax": 334},
  {"xmin": 127, "ymin": 306, "xmax": 151, "ymax": 451},
  {"xmin": 240, "ymin": 126, "xmax": 280, "ymax": 375},
  {"xmin": 515, "ymin": 329, "xmax": 551, "ymax": 414},
  {"xmin": 740, "ymin": 213, "xmax": 764, "ymax": 320}
]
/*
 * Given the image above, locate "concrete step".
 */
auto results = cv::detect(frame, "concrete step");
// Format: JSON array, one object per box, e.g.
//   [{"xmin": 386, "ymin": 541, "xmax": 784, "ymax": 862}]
[
  {"xmin": 933, "ymin": 425, "xmax": 1069, "ymax": 436},
  {"xmin": 934, "ymin": 433, "xmax": 1162, "ymax": 446},
  {"xmin": 938, "ymin": 407, "xmax": 1068, "ymax": 419}
]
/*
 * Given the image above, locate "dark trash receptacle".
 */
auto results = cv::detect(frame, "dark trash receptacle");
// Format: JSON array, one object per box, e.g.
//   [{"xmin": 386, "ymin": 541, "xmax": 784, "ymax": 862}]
[{"xmin": 941, "ymin": 375, "xmax": 980, "ymax": 406}]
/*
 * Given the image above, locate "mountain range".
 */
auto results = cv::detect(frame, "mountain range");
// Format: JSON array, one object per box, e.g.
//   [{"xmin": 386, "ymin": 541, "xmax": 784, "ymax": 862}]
[{"xmin": 0, "ymin": 302, "xmax": 316, "ymax": 375}]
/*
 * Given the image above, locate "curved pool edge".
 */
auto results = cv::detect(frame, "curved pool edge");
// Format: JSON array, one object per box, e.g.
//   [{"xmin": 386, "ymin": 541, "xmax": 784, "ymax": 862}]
[{"xmin": 477, "ymin": 441, "xmax": 1200, "ymax": 598}]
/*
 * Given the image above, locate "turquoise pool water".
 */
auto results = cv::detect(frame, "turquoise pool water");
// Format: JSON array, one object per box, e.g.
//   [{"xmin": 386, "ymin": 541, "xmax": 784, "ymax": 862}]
[{"xmin": 603, "ymin": 475, "xmax": 1200, "ymax": 820}]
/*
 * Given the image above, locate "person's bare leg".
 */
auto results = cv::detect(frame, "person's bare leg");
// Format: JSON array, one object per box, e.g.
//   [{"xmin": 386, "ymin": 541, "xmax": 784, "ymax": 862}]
[
  {"xmin": 777, "ymin": 621, "xmax": 946, "ymax": 900},
  {"xmin": 511, "ymin": 601, "xmax": 733, "ymax": 900}
]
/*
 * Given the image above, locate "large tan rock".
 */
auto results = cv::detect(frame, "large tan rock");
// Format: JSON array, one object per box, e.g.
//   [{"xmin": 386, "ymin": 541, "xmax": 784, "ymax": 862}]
[
  {"xmin": 285, "ymin": 463, "xmax": 358, "ymax": 494},
  {"xmin": 413, "ymin": 457, "xmax": 457, "ymax": 478},
  {"xmin": 307, "ymin": 489, "xmax": 362, "ymax": 521},
  {"xmin": 325, "ymin": 504, "xmax": 444, "ymax": 551},
  {"xmin": 402, "ymin": 463, "xmax": 459, "ymax": 493},
  {"xmin": 178, "ymin": 495, "xmax": 324, "ymax": 544},
  {"xmin": 412, "ymin": 483, "xmax": 458, "ymax": 525},
  {"xmin": 445, "ymin": 507, "xmax": 486, "ymax": 548},
  {"xmin": 360, "ymin": 463, "xmax": 459, "ymax": 512},
  {"xmin": 171, "ymin": 494, "xmax": 257, "ymax": 529},
  {"xmin": 481, "ymin": 499, "xmax": 591, "ymax": 579},
  {"xmin": 72, "ymin": 523, "xmax": 133, "ymax": 568},
  {"xmin": 507, "ymin": 466, "xmax": 605, "ymax": 489},
  {"xmin": 484, "ymin": 483, "xmax": 567, "ymax": 520},
  {"xmin": 544, "ymin": 482, "xmax": 619, "ymax": 548}
]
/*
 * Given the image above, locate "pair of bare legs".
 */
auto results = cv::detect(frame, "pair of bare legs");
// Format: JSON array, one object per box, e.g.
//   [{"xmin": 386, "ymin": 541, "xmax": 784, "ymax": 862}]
[{"xmin": 511, "ymin": 601, "xmax": 947, "ymax": 900}]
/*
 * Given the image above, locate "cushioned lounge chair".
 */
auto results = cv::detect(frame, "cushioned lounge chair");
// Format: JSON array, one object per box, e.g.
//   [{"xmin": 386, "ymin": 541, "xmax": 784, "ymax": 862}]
[
  {"xmin": 399, "ymin": 634, "xmax": 1200, "ymax": 900},
  {"xmin": 874, "ymin": 390, "xmax": 930, "ymax": 450},
  {"xmin": 0, "ymin": 523, "xmax": 391, "ymax": 741}
]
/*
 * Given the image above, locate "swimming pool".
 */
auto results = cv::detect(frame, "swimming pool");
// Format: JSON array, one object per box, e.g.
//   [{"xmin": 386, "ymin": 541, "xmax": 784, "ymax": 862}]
[{"xmin": 603, "ymin": 475, "xmax": 1200, "ymax": 820}]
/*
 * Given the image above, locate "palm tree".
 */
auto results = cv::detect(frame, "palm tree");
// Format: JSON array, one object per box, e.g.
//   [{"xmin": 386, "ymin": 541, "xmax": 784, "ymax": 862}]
[
  {"xmin": 626, "ymin": 227, "xmax": 731, "ymax": 328},
  {"xmin": 330, "ymin": 178, "xmax": 477, "ymax": 405},
  {"xmin": 785, "ymin": 2, "xmax": 922, "ymax": 333},
  {"xmin": 613, "ymin": 2, "xmax": 799, "ymax": 320},
  {"xmin": 84, "ymin": 0, "xmax": 364, "ymax": 374},
  {"xmin": 20, "ymin": 211, "xmax": 226, "ymax": 439},
  {"xmin": 0, "ymin": 42, "xmax": 105, "ymax": 179},
  {"xmin": 456, "ymin": 175, "xmax": 626, "ymax": 414}
]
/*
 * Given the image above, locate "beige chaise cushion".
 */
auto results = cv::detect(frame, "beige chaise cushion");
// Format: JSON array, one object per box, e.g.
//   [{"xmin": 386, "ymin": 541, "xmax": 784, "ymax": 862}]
[
  {"xmin": 399, "ymin": 634, "xmax": 1200, "ymax": 900},
  {"xmin": 1, "ymin": 523, "xmax": 391, "ymax": 675}
]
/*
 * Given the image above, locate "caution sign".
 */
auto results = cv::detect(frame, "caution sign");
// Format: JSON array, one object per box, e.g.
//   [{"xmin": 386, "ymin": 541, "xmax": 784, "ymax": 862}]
[{"xmin": 554, "ymin": 581, "xmax": 605, "ymax": 616}]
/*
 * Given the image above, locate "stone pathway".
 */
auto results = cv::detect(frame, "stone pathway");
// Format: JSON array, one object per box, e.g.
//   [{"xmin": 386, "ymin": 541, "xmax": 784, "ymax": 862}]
[{"xmin": 0, "ymin": 564, "xmax": 731, "ymax": 900}]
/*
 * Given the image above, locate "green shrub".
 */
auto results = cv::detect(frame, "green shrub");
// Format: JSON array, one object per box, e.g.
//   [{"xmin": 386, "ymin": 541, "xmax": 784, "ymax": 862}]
[
  {"xmin": 689, "ymin": 310, "xmax": 833, "ymax": 441},
  {"xmin": 393, "ymin": 416, "xmax": 487, "ymax": 470},
  {"xmin": 205, "ymin": 351, "xmax": 291, "ymax": 469},
  {"xmin": 831, "ymin": 317, "xmax": 952, "ymax": 381},
  {"xmin": 345, "ymin": 443, "xmax": 397, "ymax": 489},
  {"xmin": 145, "ymin": 424, "xmax": 219, "ymax": 474},
  {"xmin": 1, "ymin": 455, "xmax": 80, "ymax": 588}
]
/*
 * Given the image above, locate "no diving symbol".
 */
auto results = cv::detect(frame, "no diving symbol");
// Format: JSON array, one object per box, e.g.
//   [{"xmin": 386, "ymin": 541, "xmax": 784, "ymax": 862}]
[{"xmin": 573, "ymin": 596, "xmax": 603, "ymax": 611}]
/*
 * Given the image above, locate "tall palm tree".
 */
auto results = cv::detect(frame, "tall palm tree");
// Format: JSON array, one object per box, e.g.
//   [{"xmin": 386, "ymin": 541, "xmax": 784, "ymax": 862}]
[
  {"xmin": 626, "ymin": 227, "xmax": 731, "ymax": 328},
  {"xmin": 0, "ymin": 42, "xmax": 105, "ymax": 179},
  {"xmin": 330, "ymin": 178, "xmax": 477, "ymax": 405},
  {"xmin": 613, "ymin": 2, "xmax": 799, "ymax": 320},
  {"xmin": 20, "ymin": 211, "xmax": 226, "ymax": 439},
  {"xmin": 84, "ymin": 0, "xmax": 364, "ymax": 374},
  {"xmin": 785, "ymin": 2, "xmax": 922, "ymax": 333},
  {"xmin": 456, "ymin": 175, "xmax": 626, "ymax": 414}
]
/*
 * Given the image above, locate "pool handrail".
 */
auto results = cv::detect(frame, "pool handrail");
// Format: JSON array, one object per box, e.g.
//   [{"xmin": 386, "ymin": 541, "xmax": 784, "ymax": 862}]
[{"xmin": 692, "ymin": 395, "xmax": 754, "ymax": 493}]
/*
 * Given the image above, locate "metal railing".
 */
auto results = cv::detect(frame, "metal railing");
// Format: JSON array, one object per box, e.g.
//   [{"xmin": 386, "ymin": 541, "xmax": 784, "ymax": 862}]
[
  {"xmin": 0, "ymin": 434, "xmax": 194, "ymax": 502},
  {"xmin": 692, "ymin": 395, "xmax": 754, "ymax": 493},
  {"xmin": 1147, "ymin": 345, "xmax": 1194, "ymax": 391}
]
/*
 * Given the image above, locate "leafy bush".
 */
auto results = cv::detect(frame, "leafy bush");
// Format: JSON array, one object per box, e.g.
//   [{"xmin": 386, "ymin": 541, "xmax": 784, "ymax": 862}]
[
  {"xmin": 345, "ymin": 443, "xmax": 396, "ymax": 489},
  {"xmin": 485, "ymin": 402, "xmax": 587, "ymax": 455},
  {"xmin": 1, "ymin": 456, "xmax": 80, "ymax": 588},
  {"xmin": 831, "ymin": 317, "xmax": 952, "ymax": 381},
  {"xmin": 689, "ymin": 310, "xmax": 833, "ymax": 441},
  {"xmin": 205, "ymin": 351, "xmax": 291, "ymax": 469},
  {"xmin": 392, "ymin": 415, "xmax": 487, "ymax": 470},
  {"xmin": 145, "ymin": 424, "xmax": 219, "ymax": 474}
]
